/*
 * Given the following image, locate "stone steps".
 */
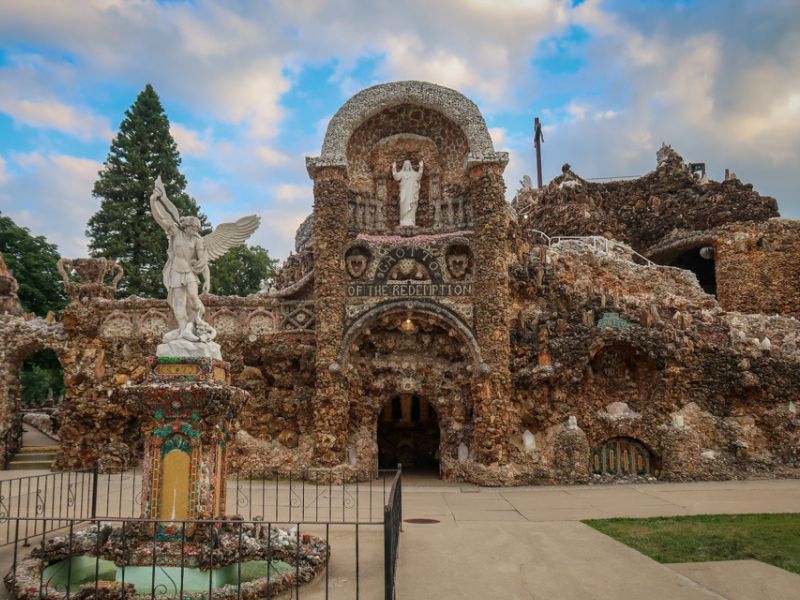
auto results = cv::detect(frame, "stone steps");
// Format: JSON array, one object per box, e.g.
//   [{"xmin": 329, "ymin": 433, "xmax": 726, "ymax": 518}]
[{"xmin": 6, "ymin": 445, "xmax": 58, "ymax": 470}]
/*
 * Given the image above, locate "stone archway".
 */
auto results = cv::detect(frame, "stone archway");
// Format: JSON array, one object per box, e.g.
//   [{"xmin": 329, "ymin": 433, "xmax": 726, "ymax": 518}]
[
  {"xmin": 0, "ymin": 334, "xmax": 66, "ymax": 467},
  {"xmin": 342, "ymin": 302, "xmax": 480, "ymax": 479}
]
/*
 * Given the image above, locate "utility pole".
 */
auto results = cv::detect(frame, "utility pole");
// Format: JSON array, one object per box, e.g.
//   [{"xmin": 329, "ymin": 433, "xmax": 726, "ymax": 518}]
[{"xmin": 534, "ymin": 117, "xmax": 544, "ymax": 189}]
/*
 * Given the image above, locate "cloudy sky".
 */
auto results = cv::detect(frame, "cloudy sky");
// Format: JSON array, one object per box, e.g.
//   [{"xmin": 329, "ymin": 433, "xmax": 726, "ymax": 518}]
[{"xmin": 0, "ymin": 0, "xmax": 798, "ymax": 261}]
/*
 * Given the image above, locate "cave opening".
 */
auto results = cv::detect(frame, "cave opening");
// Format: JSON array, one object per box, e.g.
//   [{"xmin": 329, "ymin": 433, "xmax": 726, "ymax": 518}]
[{"xmin": 669, "ymin": 246, "xmax": 717, "ymax": 296}]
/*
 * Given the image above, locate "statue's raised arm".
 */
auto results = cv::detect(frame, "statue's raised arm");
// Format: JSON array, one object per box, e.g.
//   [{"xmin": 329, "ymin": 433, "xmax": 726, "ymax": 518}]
[{"xmin": 149, "ymin": 175, "xmax": 181, "ymax": 233}]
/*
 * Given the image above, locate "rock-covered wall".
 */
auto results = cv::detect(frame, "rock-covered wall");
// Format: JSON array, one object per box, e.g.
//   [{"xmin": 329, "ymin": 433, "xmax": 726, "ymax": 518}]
[
  {"xmin": 714, "ymin": 219, "xmax": 800, "ymax": 317},
  {"xmin": 0, "ymin": 257, "xmax": 319, "ymax": 472},
  {"xmin": 508, "ymin": 238, "xmax": 800, "ymax": 482},
  {"xmin": 514, "ymin": 145, "xmax": 779, "ymax": 254}
]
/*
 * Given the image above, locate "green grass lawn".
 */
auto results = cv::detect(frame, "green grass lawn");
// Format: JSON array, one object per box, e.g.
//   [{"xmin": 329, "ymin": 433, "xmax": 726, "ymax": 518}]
[{"xmin": 584, "ymin": 513, "xmax": 800, "ymax": 576}]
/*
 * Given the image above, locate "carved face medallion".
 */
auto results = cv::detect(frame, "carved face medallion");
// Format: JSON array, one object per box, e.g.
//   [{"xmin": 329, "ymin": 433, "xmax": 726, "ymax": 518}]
[
  {"xmin": 446, "ymin": 253, "xmax": 469, "ymax": 280},
  {"xmin": 346, "ymin": 249, "xmax": 369, "ymax": 279}
]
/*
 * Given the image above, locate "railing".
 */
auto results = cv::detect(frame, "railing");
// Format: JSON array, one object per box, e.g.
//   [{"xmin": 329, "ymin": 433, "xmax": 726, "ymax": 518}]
[
  {"xmin": 383, "ymin": 466, "xmax": 402, "ymax": 600},
  {"xmin": 530, "ymin": 230, "xmax": 659, "ymax": 268},
  {"xmin": 0, "ymin": 470, "xmax": 96, "ymax": 546},
  {"xmin": 0, "ymin": 467, "xmax": 404, "ymax": 598},
  {"xmin": 227, "ymin": 469, "xmax": 398, "ymax": 524}
]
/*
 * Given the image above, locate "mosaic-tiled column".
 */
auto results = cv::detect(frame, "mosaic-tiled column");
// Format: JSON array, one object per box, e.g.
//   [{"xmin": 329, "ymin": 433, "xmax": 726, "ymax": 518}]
[{"xmin": 118, "ymin": 356, "xmax": 249, "ymax": 533}]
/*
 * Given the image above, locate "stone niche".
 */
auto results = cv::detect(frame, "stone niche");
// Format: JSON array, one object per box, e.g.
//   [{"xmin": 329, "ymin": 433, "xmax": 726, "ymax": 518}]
[{"xmin": 344, "ymin": 104, "xmax": 471, "ymax": 233}]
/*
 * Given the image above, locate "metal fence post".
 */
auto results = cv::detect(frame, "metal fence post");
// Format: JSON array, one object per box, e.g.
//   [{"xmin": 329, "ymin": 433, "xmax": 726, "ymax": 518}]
[
  {"xmin": 90, "ymin": 463, "xmax": 99, "ymax": 519},
  {"xmin": 397, "ymin": 463, "xmax": 403, "ymax": 531},
  {"xmin": 384, "ymin": 504, "xmax": 392, "ymax": 600}
]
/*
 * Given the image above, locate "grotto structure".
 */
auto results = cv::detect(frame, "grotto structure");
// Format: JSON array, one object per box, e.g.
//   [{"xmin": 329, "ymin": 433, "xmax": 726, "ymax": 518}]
[{"xmin": 1, "ymin": 80, "xmax": 799, "ymax": 485}]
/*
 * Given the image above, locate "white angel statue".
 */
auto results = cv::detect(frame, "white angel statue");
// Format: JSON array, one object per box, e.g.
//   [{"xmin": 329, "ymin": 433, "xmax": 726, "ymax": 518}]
[{"xmin": 149, "ymin": 176, "xmax": 260, "ymax": 353}]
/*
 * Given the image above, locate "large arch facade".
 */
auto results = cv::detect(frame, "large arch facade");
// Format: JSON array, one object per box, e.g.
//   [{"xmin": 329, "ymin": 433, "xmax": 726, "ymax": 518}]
[
  {"xmin": 341, "ymin": 301, "xmax": 482, "ymax": 477},
  {"xmin": 307, "ymin": 81, "xmax": 516, "ymax": 480}
]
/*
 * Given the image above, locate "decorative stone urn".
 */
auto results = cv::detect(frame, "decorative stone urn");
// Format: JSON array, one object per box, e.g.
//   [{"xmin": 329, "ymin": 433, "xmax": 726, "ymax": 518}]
[{"xmin": 57, "ymin": 257, "xmax": 124, "ymax": 300}]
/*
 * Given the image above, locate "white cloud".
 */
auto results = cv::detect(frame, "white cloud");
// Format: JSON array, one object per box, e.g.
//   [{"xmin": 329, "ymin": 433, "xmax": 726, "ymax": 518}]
[
  {"xmin": 0, "ymin": 152, "xmax": 101, "ymax": 256},
  {"xmin": 0, "ymin": 98, "xmax": 113, "ymax": 141},
  {"xmin": 0, "ymin": 156, "xmax": 7, "ymax": 184},
  {"xmin": 274, "ymin": 183, "xmax": 312, "ymax": 206},
  {"xmin": 170, "ymin": 123, "xmax": 211, "ymax": 157},
  {"xmin": 593, "ymin": 110, "xmax": 617, "ymax": 120},
  {"xmin": 505, "ymin": 0, "xmax": 800, "ymax": 217},
  {"xmin": 488, "ymin": 127, "xmax": 508, "ymax": 149},
  {"xmin": 257, "ymin": 207, "xmax": 310, "ymax": 255},
  {"xmin": 255, "ymin": 145, "xmax": 291, "ymax": 167},
  {"xmin": 379, "ymin": 34, "xmax": 480, "ymax": 97},
  {"xmin": 1, "ymin": 0, "xmax": 799, "ymax": 255},
  {"xmin": 566, "ymin": 101, "xmax": 588, "ymax": 121}
]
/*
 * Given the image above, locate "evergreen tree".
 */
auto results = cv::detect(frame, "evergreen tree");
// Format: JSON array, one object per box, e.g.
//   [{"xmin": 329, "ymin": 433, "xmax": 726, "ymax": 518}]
[
  {"xmin": 87, "ymin": 84, "xmax": 207, "ymax": 298},
  {"xmin": 210, "ymin": 245, "xmax": 278, "ymax": 296},
  {"xmin": 0, "ymin": 213, "xmax": 66, "ymax": 315}
]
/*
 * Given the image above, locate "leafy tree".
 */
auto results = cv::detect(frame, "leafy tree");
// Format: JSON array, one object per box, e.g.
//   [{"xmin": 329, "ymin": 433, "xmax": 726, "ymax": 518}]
[
  {"xmin": 210, "ymin": 245, "xmax": 277, "ymax": 296},
  {"xmin": 21, "ymin": 350, "xmax": 64, "ymax": 407},
  {"xmin": 86, "ymin": 84, "xmax": 207, "ymax": 298},
  {"xmin": 0, "ymin": 213, "xmax": 66, "ymax": 315}
]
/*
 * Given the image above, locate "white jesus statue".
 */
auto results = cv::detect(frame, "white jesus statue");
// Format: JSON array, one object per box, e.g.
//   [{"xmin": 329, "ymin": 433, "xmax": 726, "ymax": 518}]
[{"xmin": 392, "ymin": 159, "xmax": 423, "ymax": 227}]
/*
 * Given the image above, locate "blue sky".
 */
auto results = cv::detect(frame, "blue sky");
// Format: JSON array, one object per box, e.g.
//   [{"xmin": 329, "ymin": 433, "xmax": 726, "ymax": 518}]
[{"xmin": 0, "ymin": 0, "xmax": 798, "ymax": 261}]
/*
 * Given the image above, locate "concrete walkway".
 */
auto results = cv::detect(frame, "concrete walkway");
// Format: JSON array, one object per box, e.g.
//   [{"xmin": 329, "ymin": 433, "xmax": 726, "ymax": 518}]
[
  {"xmin": 668, "ymin": 560, "xmax": 800, "ymax": 600},
  {"xmin": 396, "ymin": 477, "xmax": 800, "ymax": 599},
  {"xmin": 20, "ymin": 426, "xmax": 58, "ymax": 448}
]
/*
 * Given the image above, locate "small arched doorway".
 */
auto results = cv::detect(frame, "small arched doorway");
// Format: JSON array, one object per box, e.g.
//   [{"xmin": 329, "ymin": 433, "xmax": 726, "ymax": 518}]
[
  {"xmin": 377, "ymin": 395, "xmax": 440, "ymax": 471},
  {"xmin": 591, "ymin": 437, "xmax": 657, "ymax": 477},
  {"xmin": 3, "ymin": 347, "xmax": 64, "ymax": 469}
]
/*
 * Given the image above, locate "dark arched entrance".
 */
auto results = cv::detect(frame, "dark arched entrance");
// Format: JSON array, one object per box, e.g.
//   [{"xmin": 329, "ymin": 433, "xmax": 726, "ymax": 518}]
[
  {"xmin": 668, "ymin": 247, "xmax": 717, "ymax": 296},
  {"xmin": 377, "ymin": 394, "xmax": 440, "ymax": 471},
  {"xmin": 591, "ymin": 437, "xmax": 657, "ymax": 477}
]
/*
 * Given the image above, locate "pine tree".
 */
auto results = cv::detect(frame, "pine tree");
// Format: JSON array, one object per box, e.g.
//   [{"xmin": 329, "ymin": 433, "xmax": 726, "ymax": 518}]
[{"xmin": 87, "ymin": 84, "xmax": 206, "ymax": 298}]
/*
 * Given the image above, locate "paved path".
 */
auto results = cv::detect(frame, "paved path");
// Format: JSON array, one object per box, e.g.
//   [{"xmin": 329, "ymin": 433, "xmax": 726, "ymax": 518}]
[
  {"xmin": 668, "ymin": 560, "xmax": 800, "ymax": 600},
  {"xmin": 20, "ymin": 426, "xmax": 57, "ymax": 448},
  {"xmin": 396, "ymin": 477, "xmax": 800, "ymax": 599}
]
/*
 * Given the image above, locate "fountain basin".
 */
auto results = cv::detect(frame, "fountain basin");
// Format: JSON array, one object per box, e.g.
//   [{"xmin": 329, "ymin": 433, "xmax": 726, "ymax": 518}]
[{"xmin": 42, "ymin": 556, "xmax": 293, "ymax": 594}]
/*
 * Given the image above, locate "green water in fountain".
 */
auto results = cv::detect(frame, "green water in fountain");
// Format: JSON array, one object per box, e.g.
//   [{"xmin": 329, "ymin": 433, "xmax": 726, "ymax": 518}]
[{"xmin": 42, "ymin": 556, "xmax": 293, "ymax": 593}]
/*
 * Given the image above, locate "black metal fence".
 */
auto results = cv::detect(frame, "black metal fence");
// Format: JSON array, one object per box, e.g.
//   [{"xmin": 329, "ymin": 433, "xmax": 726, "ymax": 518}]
[
  {"xmin": 383, "ymin": 469, "xmax": 402, "ymax": 600},
  {"xmin": 0, "ymin": 470, "xmax": 96, "ymax": 545},
  {"xmin": 0, "ymin": 466, "xmax": 403, "ymax": 599}
]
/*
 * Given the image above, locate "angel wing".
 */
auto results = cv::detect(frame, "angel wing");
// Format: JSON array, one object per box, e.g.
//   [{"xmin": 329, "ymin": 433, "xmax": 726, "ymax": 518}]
[
  {"xmin": 203, "ymin": 215, "xmax": 261, "ymax": 260},
  {"xmin": 150, "ymin": 175, "xmax": 182, "ymax": 232}
]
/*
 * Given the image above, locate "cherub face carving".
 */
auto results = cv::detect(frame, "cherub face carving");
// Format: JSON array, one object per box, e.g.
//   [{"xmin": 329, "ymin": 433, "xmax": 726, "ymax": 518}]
[
  {"xmin": 345, "ymin": 248, "xmax": 370, "ymax": 279},
  {"xmin": 446, "ymin": 253, "xmax": 470, "ymax": 280}
]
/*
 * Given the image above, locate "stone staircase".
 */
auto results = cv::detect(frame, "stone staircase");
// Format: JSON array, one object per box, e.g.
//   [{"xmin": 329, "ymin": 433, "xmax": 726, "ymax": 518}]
[
  {"xmin": 5, "ymin": 425, "xmax": 59, "ymax": 470},
  {"xmin": 6, "ymin": 445, "xmax": 58, "ymax": 470}
]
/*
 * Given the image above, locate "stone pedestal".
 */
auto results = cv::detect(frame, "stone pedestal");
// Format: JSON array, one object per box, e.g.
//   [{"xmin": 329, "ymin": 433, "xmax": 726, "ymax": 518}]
[{"xmin": 118, "ymin": 357, "xmax": 249, "ymax": 534}]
